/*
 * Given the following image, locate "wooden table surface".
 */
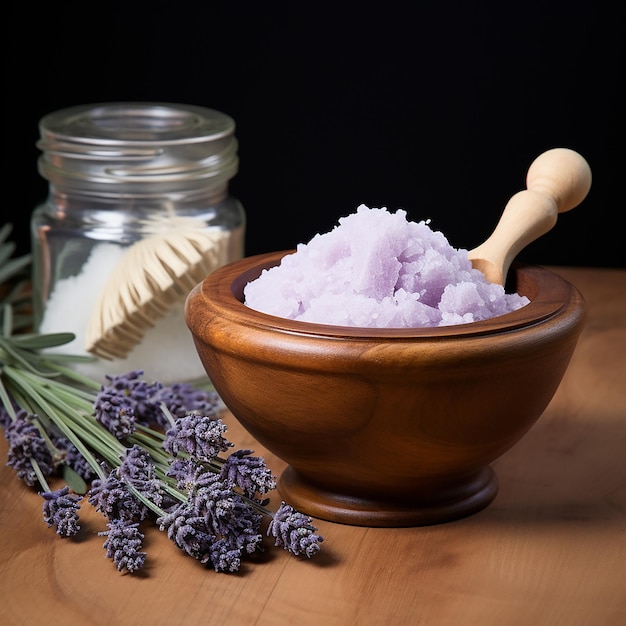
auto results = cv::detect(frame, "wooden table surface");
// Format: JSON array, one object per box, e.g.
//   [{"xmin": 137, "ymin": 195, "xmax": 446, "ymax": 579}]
[{"xmin": 1, "ymin": 266, "xmax": 624, "ymax": 626}]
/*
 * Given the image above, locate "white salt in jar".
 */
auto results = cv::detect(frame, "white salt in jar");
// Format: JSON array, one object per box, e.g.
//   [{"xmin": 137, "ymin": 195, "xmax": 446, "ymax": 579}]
[{"xmin": 31, "ymin": 102, "xmax": 246, "ymax": 384}]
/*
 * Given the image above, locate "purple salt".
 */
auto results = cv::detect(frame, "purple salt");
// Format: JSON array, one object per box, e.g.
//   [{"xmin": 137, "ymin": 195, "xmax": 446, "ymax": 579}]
[{"xmin": 244, "ymin": 205, "xmax": 530, "ymax": 328}]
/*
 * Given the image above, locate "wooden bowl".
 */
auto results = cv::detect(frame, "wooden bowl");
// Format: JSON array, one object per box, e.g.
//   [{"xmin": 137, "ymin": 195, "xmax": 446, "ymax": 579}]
[{"xmin": 185, "ymin": 251, "xmax": 586, "ymax": 527}]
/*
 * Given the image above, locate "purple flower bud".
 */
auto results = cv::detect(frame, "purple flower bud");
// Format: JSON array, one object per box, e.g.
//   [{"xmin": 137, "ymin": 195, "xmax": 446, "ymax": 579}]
[
  {"xmin": 219, "ymin": 449, "xmax": 277, "ymax": 500},
  {"xmin": 209, "ymin": 538, "xmax": 242, "ymax": 573},
  {"xmin": 167, "ymin": 458, "xmax": 216, "ymax": 492},
  {"xmin": 0, "ymin": 405, "xmax": 12, "ymax": 429},
  {"xmin": 119, "ymin": 444, "xmax": 154, "ymax": 482},
  {"xmin": 157, "ymin": 501, "xmax": 215, "ymax": 564},
  {"xmin": 267, "ymin": 502, "xmax": 324, "ymax": 558},
  {"xmin": 5, "ymin": 410, "xmax": 54, "ymax": 486},
  {"xmin": 120, "ymin": 372, "xmax": 163, "ymax": 421},
  {"xmin": 99, "ymin": 519, "xmax": 146, "ymax": 573},
  {"xmin": 88, "ymin": 464, "xmax": 149, "ymax": 522},
  {"xmin": 155, "ymin": 382, "xmax": 222, "ymax": 420},
  {"xmin": 94, "ymin": 383, "xmax": 136, "ymax": 439},
  {"xmin": 53, "ymin": 436, "xmax": 96, "ymax": 480},
  {"xmin": 95, "ymin": 371, "xmax": 221, "ymax": 430},
  {"xmin": 119, "ymin": 445, "xmax": 163, "ymax": 507},
  {"xmin": 193, "ymin": 476, "xmax": 264, "ymax": 556},
  {"xmin": 41, "ymin": 486, "xmax": 82, "ymax": 537},
  {"xmin": 163, "ymin": 414, "xmax": 233, "ymax": 461}
]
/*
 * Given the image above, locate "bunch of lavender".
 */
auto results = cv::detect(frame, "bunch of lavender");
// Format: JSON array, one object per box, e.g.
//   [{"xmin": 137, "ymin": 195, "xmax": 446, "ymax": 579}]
[{"xmin": 0, "ymin": 224, "xmax": 322, "ymax": 574}]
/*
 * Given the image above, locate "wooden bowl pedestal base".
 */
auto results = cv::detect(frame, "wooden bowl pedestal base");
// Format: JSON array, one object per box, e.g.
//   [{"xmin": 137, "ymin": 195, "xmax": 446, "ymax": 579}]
[{"xmin": 278, "ymin": 465, "xmax": 499, "ymax": 527}]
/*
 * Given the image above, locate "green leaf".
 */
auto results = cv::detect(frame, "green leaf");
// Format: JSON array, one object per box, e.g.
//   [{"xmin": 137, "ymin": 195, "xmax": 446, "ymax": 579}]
[
  {"xmin": 62, "ymin": 464, "xmax": 88, "ymax": 495},
  {"xmin": 0, "ymin": 239, "xmax": 16, "ymax": 265},
  {"xmin": 0, "ymin": 254, "xmax": 32, "ymax": 285},
  {"xmin": 0, "ymin": 336, "xmax": 57, "ymax": 375},
  {"xmin": 43, "ymin": 352, "xmax": 97, "ymax": 364},
  {"xmin": 10, "ymin": 332, "xmax": 76, "ymax": 350},
  {"xmin": 0, "ymin": 223, "xmax": 13, "ymax": 244}
]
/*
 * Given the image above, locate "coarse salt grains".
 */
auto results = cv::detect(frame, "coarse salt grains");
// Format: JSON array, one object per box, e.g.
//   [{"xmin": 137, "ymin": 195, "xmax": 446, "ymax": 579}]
[{"xmin": 244, "ymin": 205, "xmax": 529, "ymax": 328}]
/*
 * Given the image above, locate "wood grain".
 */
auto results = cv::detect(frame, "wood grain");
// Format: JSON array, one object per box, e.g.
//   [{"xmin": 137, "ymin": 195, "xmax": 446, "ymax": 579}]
[
  {"xmin": 186, "ymin": 257, "xmax": 586, "ymax": 526},
  {"xmin": 1, "ymin": 266, "xmax": 624, "ymax": 626}
]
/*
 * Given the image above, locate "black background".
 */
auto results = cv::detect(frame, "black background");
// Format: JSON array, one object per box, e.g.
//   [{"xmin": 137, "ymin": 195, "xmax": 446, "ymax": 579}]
[{"xmin": 4, "ymin": 1, "xmax": 625, "ymax": 268}]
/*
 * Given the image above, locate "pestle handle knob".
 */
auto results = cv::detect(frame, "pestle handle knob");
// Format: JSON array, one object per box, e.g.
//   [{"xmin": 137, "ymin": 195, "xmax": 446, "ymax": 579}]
[
  {"xmin": 526, "ymin": 147, "xmax": 593, "ymax": 213},
  {"xmin": 468, "ymin": 148, "xmax": 592, "ymax": 285}
]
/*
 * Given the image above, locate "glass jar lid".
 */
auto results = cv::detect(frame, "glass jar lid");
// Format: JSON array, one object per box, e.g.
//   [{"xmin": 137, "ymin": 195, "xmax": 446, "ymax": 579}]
[{"xmin": 37, "ymin": 102, "xmax": 239, "ymax": 195}]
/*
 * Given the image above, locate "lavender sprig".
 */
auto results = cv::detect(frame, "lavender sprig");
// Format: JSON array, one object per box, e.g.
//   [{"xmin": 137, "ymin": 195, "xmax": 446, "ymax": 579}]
[
  {"xmin": 163, "ymin": 412, "xmax": 232, "ymax": 461},
  {"xmin": 2, "ymin": 358, "xmax": 324, "ymax": 574},
  {"xmin": 99, "ymin": 519, "xmax": 147, "ymax": 573},
  {"xmin": 220, "ymin": 449, "xmax": 277, "ymax": 502},
  {"xmin": 1, "ymin": 230, "xmax": 323, "ymax": 575},
  {"xmin": 268, "ymin": 502, "xmax": 324, "ymax": 558},
  {"xmin": 4, "ymin": 410, "xmax": 55, "ymax": 485},
  {"xmin": 41, "ymin": 486, "xmax": 82, "ymax": 537}
]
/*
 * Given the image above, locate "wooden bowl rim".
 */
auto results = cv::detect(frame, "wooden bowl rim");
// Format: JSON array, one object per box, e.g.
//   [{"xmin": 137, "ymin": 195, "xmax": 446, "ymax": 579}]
[{"xmin": 193, "ymin": 250, "xmax": 581, "ymax": 340}]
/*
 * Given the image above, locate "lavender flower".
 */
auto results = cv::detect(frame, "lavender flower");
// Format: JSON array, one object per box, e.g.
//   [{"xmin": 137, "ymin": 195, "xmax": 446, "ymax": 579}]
[
  {"xmin": 268, "ymin": 502, "xmax": 324, "ymax": 558},
  {"xmin": 5, "ymin": 410, "xmax": 54, "ymax": 486},
  {"xmin": 53, "ymin": 435, "xmax": 96, "ymax": 481},
  {"xmin": 2, "ymin": 232, "xmax": 324, "ymax": 575},
  {"xmin": 41, "ymin": 486, "xmax": 82, "ymax": 537},
  {"xmin": 99, "ymin": 519, "xmax": 147, "ymax": 573},
  {"xmin": 102, "ymin": 369, "xmax": 147, "ymax": 395},
  {"xmin": 93, "ymin": 370, "xmax": 222, "ymax": 431},
  {"xmin": 111, "ymin": 370, "xmax": 164, "ymax": 426},
  {"xmin": 219, "ymin": 449, "xmax": 277, "ymax": 501},
  {"xmin": 0, "ymin": 405, "xmax": 11, "ymax": 429},
  {"xmin": 119, "ymin": 445, "xmax": 163, "ymax": 508},
  {"xmin": 149, "ymin": 382, "xmax": 222, "ymax": 424},
  {"xmin": 167, "ymin": 457, "xmax": 217, "ymax": 491},
  {"xmin": 88, "ymin": 464, "xmax": 149, "ymax": 522},
  {"xmin": 193, "ymin": 475, "xmax": 264, "ymax": 558},
  {"xmin": 97, "ymin": 370, "xmax": 222, "ymax": 429},
  {"xmin": 119, "ymin": 445, "xmax": 154, "ymax": 483},
  {"xmin": 164, "ymin": 413, "xmax": 233, "ymax": 461},
  {"xmin": 94, "ymin": 380, "xmax": 137, "ymax": 438},
  {"xmin": 209, "ymin": 538, "xmax": 242, "ymax": 573},
  {"xmin": 158, "ymin": 500, "xmax": 216, "ymax": 564},
  {"xmin": 1, "ymin": 356, "xmax": 324, "ymax": 574},
  {"xmin": 158, "ymin": 473, "xmax": 265, "ymax": 572}
]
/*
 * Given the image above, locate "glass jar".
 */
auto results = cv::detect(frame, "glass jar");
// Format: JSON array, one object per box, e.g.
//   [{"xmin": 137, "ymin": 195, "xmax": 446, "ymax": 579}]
[{"xmin": 31, "ymin": 102, "xmax": 246, "ymax": 384}]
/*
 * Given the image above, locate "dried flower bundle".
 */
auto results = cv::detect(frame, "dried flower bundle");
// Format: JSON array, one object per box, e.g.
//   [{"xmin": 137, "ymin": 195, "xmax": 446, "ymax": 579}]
[{"xmin": 0, "ymin": 224, "xmax": 322, "ymax": 574}]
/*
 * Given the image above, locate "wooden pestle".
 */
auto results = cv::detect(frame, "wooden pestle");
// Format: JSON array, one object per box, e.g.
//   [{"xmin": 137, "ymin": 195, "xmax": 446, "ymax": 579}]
[{"xmin": 468, "ymin": 148, "xmax": 592, "ymax": 285}]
